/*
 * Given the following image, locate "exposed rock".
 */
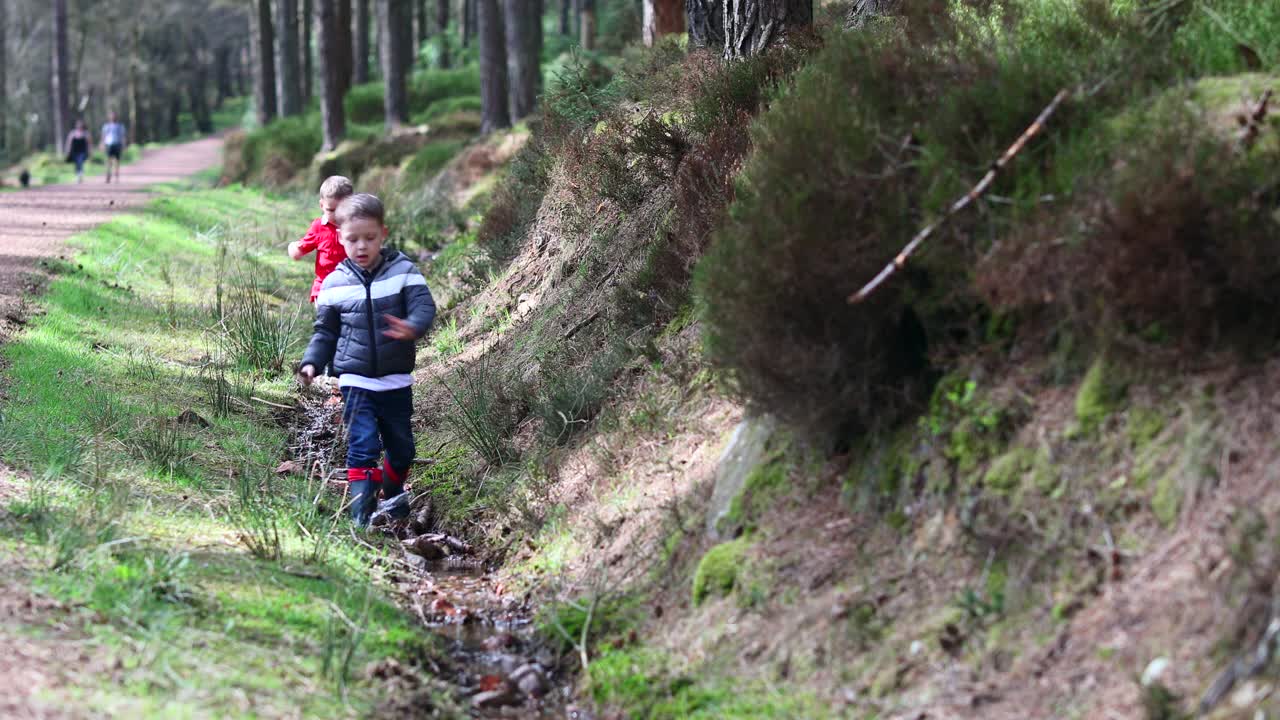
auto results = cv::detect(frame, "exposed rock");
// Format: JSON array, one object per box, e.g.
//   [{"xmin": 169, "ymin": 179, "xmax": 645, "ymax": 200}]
[
  {"xmin": 510, "ymin": 663, "xmax": 549, "ymax": 698},
  {"xmin": 472, "ymin": 685, "xmax": 519, "ymax": 709},
  {"xmin": 177, "ymin": 409, "xmax": 211, "ymax": 428},
  {"xmin": 403, "ymin": 536, "xmax": 447, "ymax": 560},
  {"xmin": 705, "ymin": 415, "xmax": 776, "ymax": 540}
]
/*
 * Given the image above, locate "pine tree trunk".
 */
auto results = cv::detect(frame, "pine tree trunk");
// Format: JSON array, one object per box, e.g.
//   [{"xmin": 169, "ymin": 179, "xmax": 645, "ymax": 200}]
[
  {"xmin": 378, "ymin": 0, "xmax": 409, "ymax": 129},
  {"xmin": 276, "ymin": 0, "xmax": 303, "ymax": 116},
  {"xmin": 463, "ymin": 0, "xmax": 475, "ymax": 48},
  {"xmin": 190, "ymin": 49, "xmax": 213, "ymax": 133},
  {"xmin": 215, "ymin": 45, "xmax": 233, "ymax": 108},
  {"xmin": 644, "ymin": 0, "xmax": 685, "ymax": 46},
  {"xmin": 504, "ymin": 0, "xmax": 540, "ymax": 121},
  {"xmin": 302, "ymin": 0, "xmax": 314, "ymax": 103},
  {"xmin": 398, "ymin": 1, "xmax": 415, "ymax": 76},
  {"xmin": 579, "ymin": 0, "xmax": 596, "ymax": 50},
  {"xmin": 560, "ymin": 0, "xmax": 571, "ymax": 35},
  {"xmin": 0, "ymin": 0, "xmax": 7, "ymax": 156},
  {"xmin": 723, "ymin": 0, "xmax": 811, "ymax": 58},
  {"xmin": 336, "ymin": 0, "xmax": 354, "ymax": 94},
  {"xmin": 354, "ymin": 0, "xmax": 371, "ymax": 83},
  {"xmin": 436, "ymin": 0, "xmax": 451, "ymax": 68},
  {"xmin": 686, "ymin": 0, "xmax": 723, "ymax": 50},
  {"xmin": 52, "ymin": 0, "xmax": 70, "ymax": 153},
  {"xmin": 317, "ymin": 0, "xmax": 347, "ymax": 150},
  {"xmin": 129, "ymin": 27, "xmax": 146, "ymax": 142},
  {"xmin": 477, "ymin": 0, "xmax": 509, "ymax": 133},
  {"xmin": 168, "ymin": 92, "xmax": 182, "ymax": 139},
  {"xmin": 255, "ymin": 0, "xmax": 278, "ymax": 125},
  {"xmin": 417, "ymin": 0, "xmax": 430, "ymax": 45}
]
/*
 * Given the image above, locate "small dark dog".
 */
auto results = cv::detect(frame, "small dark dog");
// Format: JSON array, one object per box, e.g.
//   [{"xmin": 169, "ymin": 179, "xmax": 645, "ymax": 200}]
[{"xmin": 18, "ymin": 168, "xmax": 31, "ymax": 188}]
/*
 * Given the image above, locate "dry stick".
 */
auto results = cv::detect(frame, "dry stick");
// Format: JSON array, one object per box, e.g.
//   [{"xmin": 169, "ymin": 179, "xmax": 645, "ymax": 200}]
[
  {"xmin": 1238, "ymin": 88, "xmax": 1273, "ymax": 151},
  {"xmin": 848, "ymin": 88, "xmax": 1071, "ymax": 305}
]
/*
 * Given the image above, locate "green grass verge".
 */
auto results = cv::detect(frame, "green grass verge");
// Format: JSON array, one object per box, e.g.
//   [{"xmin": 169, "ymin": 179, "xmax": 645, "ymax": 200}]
[{"xmin": 0, "ymin": 183, "xmax": 449, "ymax": 717}]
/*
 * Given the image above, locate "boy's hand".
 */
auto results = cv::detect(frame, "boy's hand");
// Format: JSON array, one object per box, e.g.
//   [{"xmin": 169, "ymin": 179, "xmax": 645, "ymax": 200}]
[
  {"xmin": 287, "ymin": 240, "xmax": 306, "ymax": 260},
  {"xmin": 297, "ymin": 364, "xmax": 317, "ymax": 386},
  {"xmin": 382, "ymin": 315, "xmax": 418, "ymax": 341}
]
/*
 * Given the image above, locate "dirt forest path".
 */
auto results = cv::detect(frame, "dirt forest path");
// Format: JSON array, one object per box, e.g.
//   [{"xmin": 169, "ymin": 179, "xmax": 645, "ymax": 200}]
[
  {"xmin": 0, "ymin": 136, "xmax": 224, "ymax": 719},
  {"xmin": 0, "ymin": 136, "xmax": 224, "ymax": 327}
]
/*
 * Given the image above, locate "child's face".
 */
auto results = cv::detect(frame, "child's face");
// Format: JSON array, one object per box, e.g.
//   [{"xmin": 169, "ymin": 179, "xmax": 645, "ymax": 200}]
[
  {"xmin": 340, "ymin": 216, "xmax": 388, "ymax": 270},
  {"xmin": 319, "ymin": 196, "xmax": 341, "ymax": 222}
]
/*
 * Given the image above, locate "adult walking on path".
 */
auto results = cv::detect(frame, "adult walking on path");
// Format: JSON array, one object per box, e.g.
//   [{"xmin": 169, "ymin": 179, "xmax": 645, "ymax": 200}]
[
  {"xmin": 100, "ymin": 111, "xmax": 127, "ymax": 183},
  {"xmin": 63, "ymin": 120, "xmax": 93, "ymax": 183}
]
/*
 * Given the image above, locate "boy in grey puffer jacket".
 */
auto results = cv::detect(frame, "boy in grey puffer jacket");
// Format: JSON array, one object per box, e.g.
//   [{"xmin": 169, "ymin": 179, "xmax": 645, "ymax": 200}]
[{"xmin": 298, "ymin": 194, "xmax": 436, "ymax": 527}]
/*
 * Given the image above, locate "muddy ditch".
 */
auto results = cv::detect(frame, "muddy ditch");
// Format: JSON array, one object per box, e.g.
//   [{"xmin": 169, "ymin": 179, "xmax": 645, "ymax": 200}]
[{"xmin": 281, "ymin": 380, "xmax": 583, "ymax": 718}]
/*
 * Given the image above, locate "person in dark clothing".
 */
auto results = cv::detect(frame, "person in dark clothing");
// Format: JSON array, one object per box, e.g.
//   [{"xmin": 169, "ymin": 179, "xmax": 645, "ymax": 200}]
[
  {"xmin": 64, "ymin": 120, "xmax": 93, "ymax": 183},
  {"xmin": 297, "ymin": 194, "xmax": 437, "ymax": 527}
]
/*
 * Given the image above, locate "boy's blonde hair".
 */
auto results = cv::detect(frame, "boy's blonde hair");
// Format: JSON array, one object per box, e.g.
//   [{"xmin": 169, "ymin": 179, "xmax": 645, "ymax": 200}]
[
  {"xmin": 319, "ymin": 175, "xmax": 354, "ymax": 200},
  {"xmin": 335, "ymin": 193, "xmax": 386, "ymax": 226}
]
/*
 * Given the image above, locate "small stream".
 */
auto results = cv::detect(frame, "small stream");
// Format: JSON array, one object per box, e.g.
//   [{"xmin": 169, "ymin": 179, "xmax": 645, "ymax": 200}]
[{"xmin": 286, "ymin": 386, "xmax": 580, "ymax": 718}]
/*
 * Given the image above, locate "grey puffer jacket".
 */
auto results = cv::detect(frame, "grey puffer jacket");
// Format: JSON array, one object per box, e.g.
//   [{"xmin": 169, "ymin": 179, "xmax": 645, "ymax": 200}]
[{"xmin": 301, "ymin": 248, "xmax": 436, "ymax": 377}]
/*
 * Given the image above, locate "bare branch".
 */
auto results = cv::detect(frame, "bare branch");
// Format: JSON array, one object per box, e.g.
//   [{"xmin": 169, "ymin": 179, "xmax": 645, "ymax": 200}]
[{"xmin": 848, "ymin": 88, "xmax": 1071, "ymax": 305}]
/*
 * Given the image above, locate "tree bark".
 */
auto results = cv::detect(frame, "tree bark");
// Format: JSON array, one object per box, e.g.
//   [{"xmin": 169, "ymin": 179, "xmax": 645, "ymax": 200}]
[
  {"xmin": 378, "ymin": 0, "xmax": 410, "ymax": 129},
  {"xmin": 723, "ymin": 0, "xmax": 811, "ymax": 58},
  {"xmin": 0, "ymin": 0, "xmax": 7, "ymax": 156},
  {"xmin": 190, "ymin": 42, "xmax": 213, "ymax": 133},
  {"xmin": 253, "ymin": 2, "xmax": 279, "ymax": 125},
  {"xmin": 168, "ymin": 91, "xmax": 182, "ymax": 139},
  {"xmin": 276, "ymin": 0, "xmax": 303, "ymax": 116},
  {"xmin": 560, "ymin": 0, "xmax": 571, "ymax": 35},
  {"xmin": 398, "ymin": 0, "xmax": 416, "ymax": 75},
  {"xmin": 504, "ymin": 0, "xmax": 540, "ymax": 121},
  {"xmin": 302, "ymin": 0, "xmax": 314, "ymax": 103},
  {"xmin": 436, "ymin": 0, "xmax": 451, "ymax": 68},
  {"xmin": 686, "ymin": 0, "xmax": 723, "ymax": 49},
  {"xmin": 336, "ymin": 0, "xmax": 354, "ymax": 94},
  {"xmin": 417, "ymin": 0, "xmax": 430, "ymax": 45},
  {"xmin": 317, "ymin": 0, "xmax": 346, "ymax": 150},
  {"xmin": 477, "ymin": 0, "xmax": 509, "ymax": 133},
  {"xmin": 52, "ymin": 0, "xmax": 70, "ymax": 153},
  {"xmin": 579, "ymin": 0, "xmax": 596, "ymax": 50},
  {"xmin": 463, "ymin": 0, "xmax": 475, "ymax": 48},
  {"xmin": 644, "ymin": 0, "xmax": 685, "ymax": 46},
  {"xmin": 215, "ymin": 45, "xmax": 233, "ymax": 108},
  {"xmin": 354, "ymin": 0, "xmax": 371, "ymax": 83}
]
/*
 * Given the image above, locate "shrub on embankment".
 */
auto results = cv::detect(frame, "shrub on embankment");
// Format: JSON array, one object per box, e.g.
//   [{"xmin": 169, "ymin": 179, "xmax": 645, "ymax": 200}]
[{"xmin": 694, "ymin": 0, "xmax": 1280, "ymax": 443}]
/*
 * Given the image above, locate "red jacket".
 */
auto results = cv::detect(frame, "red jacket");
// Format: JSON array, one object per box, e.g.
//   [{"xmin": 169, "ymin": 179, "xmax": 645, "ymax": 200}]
[{"xmin": 296, "ymin": 217, "xmax": 347, "ymax": 301}]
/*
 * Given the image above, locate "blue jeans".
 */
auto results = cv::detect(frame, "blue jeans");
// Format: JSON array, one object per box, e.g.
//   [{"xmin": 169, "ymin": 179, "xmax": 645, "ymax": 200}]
[
  {"xmin": 72, "ymin": 152, "xmax": 87, "ymax": 174},
  {"xmin": 341, "ymin": 386, "xmax": 415, "ymax": 483}
]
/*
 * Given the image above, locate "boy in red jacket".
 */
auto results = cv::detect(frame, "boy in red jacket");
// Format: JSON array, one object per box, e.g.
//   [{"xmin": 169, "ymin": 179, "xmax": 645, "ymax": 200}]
[{"xmin": 288, "ymin": 176, "xmax": 355, "ymax": 302}]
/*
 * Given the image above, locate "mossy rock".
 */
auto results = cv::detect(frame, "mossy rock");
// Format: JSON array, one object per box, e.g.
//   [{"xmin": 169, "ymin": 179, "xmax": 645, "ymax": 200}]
[
  {"xmin": 692, "ymin": 537, "xmax": 752, "ymax": 606},
  {"xmin": 1075, "ymin": 356, "xmax": 1128, "ymax": 434},
  {"xmin": 982, "ymin": 448, "xmax": 1033, "ymax": 495}
]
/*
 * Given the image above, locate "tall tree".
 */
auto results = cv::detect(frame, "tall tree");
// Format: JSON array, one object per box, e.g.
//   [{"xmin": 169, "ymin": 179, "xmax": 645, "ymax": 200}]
[
  {"xmin": 644, "ymin": 0, "xmax": 684, "ymax": 46},
  {"xmin": 52, "ymin": 0, "xmax": 70, "ymax": 153},
  {"xmin": 436, "ymin": 0, "xmax": 451, "ymax": 68},
  {"xmin": 190, "ymin": 33, "xmax": 214, "ymax": 133},
  {"xmin": 462, "ymin": 0, "xmax": 474, "ymax": 48},
  {"xmin": 0, "ymin": 0, "xmax": 7, "ymax": 157},
  {"xmin": 378, "ymin": 0, "xmax": 409, "ymax": 128},
  {"xmin": 254, "ymin": 0, "xmax": 278, "ymax": 125},
  {"xmin": 477, "ymin": 0, "xmax": 508, "ymax": 133},
  {"xmin": 504, "ymin": 0, "xmax": 540, "ymax": 121},
  {"xmin": 723, "ymin": 0, "xmax": 811, "ymax": 58},
  {"xmin": 560, "ymin": 0, "xmax": 571, "ymax": 36},
  {"xmin": 316, "ymin": 0, "xmax": 346, "ymax": 150},
  {"xmin": 336, "ymin": 0, "xmax": 354, "ymax": 94},
  {"xmin": 686, "ymin": 0, "xmax": 723, "ymax": 50},
  {"xmin": 215, "ymin": 44, "xmax": 233, "ymax": 108},
  {"xmin": 416, "ymin": 0, "xmax": 429, "ymax": 47},
  {"xmin": 276, "ymin": 0, "xmax": 303, "ymax": 116},
  {"xmin": 579, "ymin": 0, "xmax": 596, "ymax": 50},
  {"xmin": 354, "ymin": 0, "xmax": 371, "ymax": 83},
  {"xmin": 302, "ymin": 0, "xmax": 314, "ymax": 102}
]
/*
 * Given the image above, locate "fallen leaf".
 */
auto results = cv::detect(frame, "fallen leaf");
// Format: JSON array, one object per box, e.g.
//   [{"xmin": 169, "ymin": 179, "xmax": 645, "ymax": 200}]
[{"xmin": 478, "ymin": 674, "xmax": 504, "ymax": 692}]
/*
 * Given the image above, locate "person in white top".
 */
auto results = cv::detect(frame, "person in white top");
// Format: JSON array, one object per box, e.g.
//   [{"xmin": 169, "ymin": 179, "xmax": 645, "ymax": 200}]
[{"xmin": 100, "ymin": 111, "xmax": 127, "ymax": 183}]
